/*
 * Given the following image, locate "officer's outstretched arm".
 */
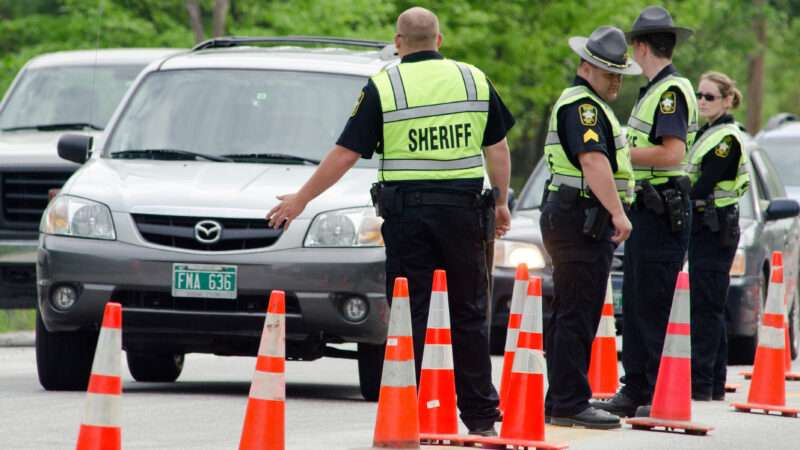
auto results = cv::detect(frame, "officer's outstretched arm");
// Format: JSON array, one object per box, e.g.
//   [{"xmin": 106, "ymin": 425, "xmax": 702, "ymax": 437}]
[
  {"xmin": 267, "ymin": 145, "xmax": 361, "ymax": 229},
  {"xmin": 629, "ymin": 136, "xmax": 685, "ymax": 168},
  {"xmin": 579, "ymin": 152, "xmax": 632, "ymax": 243}
]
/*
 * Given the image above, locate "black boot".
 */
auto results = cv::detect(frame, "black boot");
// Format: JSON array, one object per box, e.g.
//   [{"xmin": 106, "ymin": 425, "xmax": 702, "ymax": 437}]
[
  {"xmin": 590, "ymin": 391, "xmax": 642, "ymax": 418},
  {"xmin": 551, "ymin": 406, "xmax": 621, "ymax": 430}
]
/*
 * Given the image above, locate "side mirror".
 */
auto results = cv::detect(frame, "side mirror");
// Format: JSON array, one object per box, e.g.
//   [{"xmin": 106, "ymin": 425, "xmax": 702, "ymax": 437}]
[
  {"xmin": 765, "ymin": 198, "xmax": 800, "ymax": 222},
  {"xmin": 57, "ymin": 134, "xmax": 93, "ymax": 164}
]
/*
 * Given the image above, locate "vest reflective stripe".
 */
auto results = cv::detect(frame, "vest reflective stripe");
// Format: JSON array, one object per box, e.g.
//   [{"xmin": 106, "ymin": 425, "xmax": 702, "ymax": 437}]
[
  {"xmin": 544, "ymin": 85, "xmax": 635, "ymax": 204},
  {"xmin": 380, "ymin": 360, "xmax": 417, "ymax": 387},
  {"xmin": 421, "ymin": 344, "xmax": 455, "ymax": 370},
  {"xmin": 383, "ymin": 101, "xmax": 489, "ymax": 123},
  {"xmin": 627, "ymin": 74, "xmax": 699, "ymax": 185},
  {"xmin": 374, "ymin": 59, "xmax": 489, "ymax": 182},
  {"xmin": 380, "ymin": 154, "xmax": 483, "ymax": 171},
  {"xmin": 686, "ymin": 123, "xmax": 750, "ymax": 207},
  {"xmin": 662, "ymin": 334, "xmax": 691, "ymax": 358},
  {"xmin": 758, "ymin": 325, "xmax": 785, "ymax": 349}
]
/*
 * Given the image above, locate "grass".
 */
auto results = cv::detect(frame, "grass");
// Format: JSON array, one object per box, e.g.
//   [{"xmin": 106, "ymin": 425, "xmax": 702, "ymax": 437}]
[{"xmin": 0, "ymin": 309, "xmax": 36, "ymax": 333}]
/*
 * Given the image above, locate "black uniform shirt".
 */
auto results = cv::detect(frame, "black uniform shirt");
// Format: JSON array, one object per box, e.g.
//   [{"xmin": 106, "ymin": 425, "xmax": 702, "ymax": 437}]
[
  {"xmin": 556, "ymin": 76, "xmax": 617, "ymax": 172},
  {"xmin": 690, "ymin": 114, "xmax": 742, "ymax": 200},
  {"xmin": 336, "ymin": 50, "xmax": 515, "ymax": 193},
  {"xmin": 638, "ymin": 64, "xmax": 689, "ymax": 144}
]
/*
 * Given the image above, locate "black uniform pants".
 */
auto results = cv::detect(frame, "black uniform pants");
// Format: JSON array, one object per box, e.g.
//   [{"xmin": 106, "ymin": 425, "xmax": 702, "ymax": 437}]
[
  {"xmin": 620, "ymin": 200, "xmax": 691, "ymax": 404},
  {"xmin": 382, "ymin": 203, "xmax": 500, "ymax": 430},
  {"xmin": 540, "ymin": 202, "xmax": 614, "ymax": 417},
  {"xmin": 689, "ymin": 209, "xmax": 739, "ymax": 397}
]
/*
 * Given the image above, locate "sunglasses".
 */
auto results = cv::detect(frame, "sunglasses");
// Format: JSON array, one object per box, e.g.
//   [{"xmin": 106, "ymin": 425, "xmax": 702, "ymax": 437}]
[{"xmin": 695, "ymin": 92, "xmax": 720, "ymax": 101}]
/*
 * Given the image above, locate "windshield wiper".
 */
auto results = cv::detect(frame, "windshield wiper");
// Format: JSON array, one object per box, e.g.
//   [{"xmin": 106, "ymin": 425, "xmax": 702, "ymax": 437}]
[
  {"xmin": 221, "ymin": 153, "xmax": 320, "ymax": 165},
  {"xmin": 111, "ymin": 149, "xmax": 232, "ymax": 162},
  {"xmin": 2, "ymin": 122, "xmax": 103, "ymax": 132}
]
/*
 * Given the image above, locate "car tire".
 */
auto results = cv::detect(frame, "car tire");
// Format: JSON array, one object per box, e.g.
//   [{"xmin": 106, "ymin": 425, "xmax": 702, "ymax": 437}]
[
  {"xmin": 789, "ymin": 291, "xmax": 799, "ymax": 360},
  {"xmin": 357, "ymin": 342, "xmax": 384, "ymax": 401},
  {"xmin": 127, "ymin": 352, "xmax": 184, "ymax": 382},
  {"xmin": 35, "ymin": 310, "xmax": 98, "ymax": 391}
]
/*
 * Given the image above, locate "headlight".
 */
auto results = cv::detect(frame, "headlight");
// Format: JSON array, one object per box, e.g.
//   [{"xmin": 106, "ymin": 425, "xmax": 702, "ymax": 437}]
[
  {"xmin": 494, "ymin": 240, "xmax": 546, "ymax": 270},
  {"xmin": 40, "ymin": 195, "xmax": 116, "ymax": 240},
  {"xmin": 304, "ymin": 207, "xmax": 383, "ymax": 247},
  {"xmin": 730, "ymin": 249, "xmax": 746, "ymax": 277}
]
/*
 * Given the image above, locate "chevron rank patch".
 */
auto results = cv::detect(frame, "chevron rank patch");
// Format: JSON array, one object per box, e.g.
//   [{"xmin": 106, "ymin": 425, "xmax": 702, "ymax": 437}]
[
  {"xmin": 714, "ymin": 136, "xmax": 733, "ymax": 157},
  {"xmin": 579, "ymin": 103, "xmax": 597, "ymax": 126},
  {"xmin": 583, "ymin": 129, "xmax": 599, "ymax": 143},
  {"xmin": 660, "ymin": 91, "xmax": 676, "ymax": 114}
]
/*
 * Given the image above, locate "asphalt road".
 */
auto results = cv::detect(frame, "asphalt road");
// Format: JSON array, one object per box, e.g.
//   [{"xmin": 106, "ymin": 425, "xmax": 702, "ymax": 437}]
[{"xmin": 1, "ymin": 342, "xmax": 799, "ymax": 450}]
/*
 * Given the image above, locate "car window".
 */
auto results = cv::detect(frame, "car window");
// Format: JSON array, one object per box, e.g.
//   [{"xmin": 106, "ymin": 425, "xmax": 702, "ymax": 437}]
[
  {"xmin": 0, "ymin": 65, "xmax": 144, "ymax": 130},
  {"xmin": 516, "ymin": 160, "xmax": 548, "ymax": 210},
  {"xmin": 758, "ymin": 136, "xmax": 800, "ymax": 186},
  {"xmin": 751, "ymin": 150, "xmax": 786, "ymax": 199},
  {"xmin": 104, "ymin": 69, "xmax": 375, "ymax": 167}
]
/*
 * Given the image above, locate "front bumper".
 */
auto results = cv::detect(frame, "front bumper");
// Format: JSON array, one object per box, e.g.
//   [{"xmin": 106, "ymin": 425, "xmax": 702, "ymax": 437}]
[
  {"xmin": 37, "ymin": 234, "xmax": 389, "ymax": 356},
  {"xmin": 0, "ymin": 239, "xmax": 38, "ymax": 308}
]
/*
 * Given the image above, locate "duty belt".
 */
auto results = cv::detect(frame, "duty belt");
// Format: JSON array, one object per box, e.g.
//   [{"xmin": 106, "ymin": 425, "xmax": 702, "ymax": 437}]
[{"xmin": 403, "ymin": 191, "xmax": 479, "ymax": 208}]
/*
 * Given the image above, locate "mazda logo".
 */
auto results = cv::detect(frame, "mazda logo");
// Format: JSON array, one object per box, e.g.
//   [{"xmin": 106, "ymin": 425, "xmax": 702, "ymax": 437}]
[{"xmin": 194, "ymin": 220, "xmax": 222, "ymax": 244}]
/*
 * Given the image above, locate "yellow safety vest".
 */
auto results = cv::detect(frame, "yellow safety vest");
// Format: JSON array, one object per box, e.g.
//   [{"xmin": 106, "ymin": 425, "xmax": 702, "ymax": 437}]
[
  {"xmin": 371, "ymin": 59, "xmax": 489, "ymax": 182},
  {"xmin": 543, "ymin": 85, "xmax": 635, "ymax": 205},
  {"xmin": 686, "ymin": 123, "xmax": 750, "ymax": 207}
]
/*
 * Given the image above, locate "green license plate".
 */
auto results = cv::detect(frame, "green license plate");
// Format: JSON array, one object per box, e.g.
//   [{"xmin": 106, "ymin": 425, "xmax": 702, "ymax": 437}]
[
  {"xmin": 172, "ymin": 264, "xmax": 237, "ymax": 299},
  {"xmin": 613, "ymin": 289, "xmax": 623, "ymax": 314}
]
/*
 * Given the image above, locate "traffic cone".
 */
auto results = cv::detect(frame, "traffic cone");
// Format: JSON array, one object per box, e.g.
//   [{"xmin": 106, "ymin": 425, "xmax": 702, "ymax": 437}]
[
  {"xmin": 418, "ymin": 270, "xmax": 458, "ymax": 436},
  {"xmin": 420, "ymin": 276, "xmax": 565, "ymax": 449},
  {"xmin": 373, "ymin": 277, "xmax": 420, "ymax": 449},
  {"xmin": 499, "ymin": 263, "xmax": 529, "ymax": 413},
  {"xmin": 239, "ymin": 290, "xmax": 286, "ymax": 450},
  {"xmin": 76, "ymin": 302, "xmax": 122, "ymax": 450},
  {"xmin": 627, "ymin": 272, "xmax": 713, "ymax": 435},
  {"xmin": 732, "ymin": 266, "xmax": 800, "ymax": 417},
  {"xmin": 588, "ymin": 276, "xmax": 618, "ymax": 399}
]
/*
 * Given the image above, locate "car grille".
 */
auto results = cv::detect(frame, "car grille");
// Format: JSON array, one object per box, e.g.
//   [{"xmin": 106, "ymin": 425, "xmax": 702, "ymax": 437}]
[
  {"xmin": 132, "ymin": 214, "xmax": 282, "ymax": 251},
  {"xmin": 1, "ymin": 171, "xmax": 73, "ymax": 228},
  {"xmin": 113, "ymin": 289, "xmax": 301, "ymax": 314}
]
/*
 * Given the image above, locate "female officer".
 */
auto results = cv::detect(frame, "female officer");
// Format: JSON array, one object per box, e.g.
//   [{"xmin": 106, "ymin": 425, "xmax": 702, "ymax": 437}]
[{"xmin": 686, "ymin": 71, "xmax": 750, "ymax": 401}]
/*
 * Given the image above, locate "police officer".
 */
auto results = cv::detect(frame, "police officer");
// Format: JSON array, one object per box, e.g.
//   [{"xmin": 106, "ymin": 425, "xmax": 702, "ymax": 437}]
[
  {"xmin": 267, "ymin": 7, "xmax": 514, "ymax": 437},
  {"xmin": 687, "ymin": 71, "xmax": 749, "ymax": 401},
  {"xmin": 594, "ymin": 6, "xmax": 699, "ymax": 417},
  {"xmin": 541, "ymin": 26, "xmax": 637, "ymax": 429}
]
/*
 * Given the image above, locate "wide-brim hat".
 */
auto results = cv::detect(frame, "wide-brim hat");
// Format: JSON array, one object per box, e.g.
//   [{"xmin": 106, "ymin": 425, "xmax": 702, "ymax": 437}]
[
  {"xmin": 625, "ymin": 5, "xmax": 693, "ymax": 44},
  {"xmin": 568, "ymin": 26, "xmax": 641, "ymax": 76}
]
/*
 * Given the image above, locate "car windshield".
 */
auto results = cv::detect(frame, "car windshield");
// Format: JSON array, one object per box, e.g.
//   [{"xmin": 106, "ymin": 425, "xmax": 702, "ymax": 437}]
[
  {"xmin": 105, "ymin": 69, "xmax": 374, "ymax": 167},
  {"xmin": 757, "ymin": 137, "xmax": 800, "ymax": 186},
  {"xmin": 0, "ymin": 65, "xmax": 144, "ymax": 131},
  {"xmin": 516, "ymin": 161, "xmax": 755, "ymax": 218}
]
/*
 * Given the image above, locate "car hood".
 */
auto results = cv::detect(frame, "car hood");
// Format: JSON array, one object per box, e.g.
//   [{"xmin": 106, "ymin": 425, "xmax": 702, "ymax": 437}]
[
  {"xmin": 0, "ymin": 130, "xmax": 101, "ymax": 167},
  {"xmin": 64, "ymin": 159, "xmax": 375, "ymax": 218},
  {"xmin": 505, "ymin": 209, "xmax": 543, "ymax": 244}
]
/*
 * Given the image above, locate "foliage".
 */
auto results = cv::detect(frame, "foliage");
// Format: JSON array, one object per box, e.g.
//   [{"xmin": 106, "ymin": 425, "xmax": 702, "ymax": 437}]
[
  {"xmin": 0, "ymin": 310, "xmax": 36, "ymax": 332},
  {"xmin": 0, "ymin": 0, "xmax": 797, "ymax": 188}
]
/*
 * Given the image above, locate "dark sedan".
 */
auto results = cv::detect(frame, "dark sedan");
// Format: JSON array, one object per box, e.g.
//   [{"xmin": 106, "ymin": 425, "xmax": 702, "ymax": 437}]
[{"xmin": 491, "ymin": 141, "xmax": 800, "ymax": 364}]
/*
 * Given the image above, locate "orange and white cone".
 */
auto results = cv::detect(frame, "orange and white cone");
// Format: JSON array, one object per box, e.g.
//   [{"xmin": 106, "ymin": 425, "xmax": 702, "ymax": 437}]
[
  {"xmin": 373, "ymin": 277, "xmax": 420, "ymax": 449},
  {"xmin": 76, "ymin": 302, "xmax": 122, "ymax": 450},
  {"xmin": 588, "ymin": 276, "xmax": 618, "ymax": 399},
  {"xmin": 774, "ymin": 251, "xmax": 800, "ymax": 381},
  {"xmin": 499, "ymin": 263, "xmax": 529, "ymax": 413},
  {"xmin": 420, "ymin": 277, "xmax": 565, "ymax": 450},
  {"xmin": 627, "ymin": 272, "xmax": 713, "ymax": 435},
  {"xmin": 733, "ymin": 266, "xmax": 800, "ymax": 417},
  {"xmin": 239, "ymin": 290, "xmax": 286, "ymax": 450},
  {"xmin": 418, "ymin": 270, "xmax": 458, "ymax": 436}
]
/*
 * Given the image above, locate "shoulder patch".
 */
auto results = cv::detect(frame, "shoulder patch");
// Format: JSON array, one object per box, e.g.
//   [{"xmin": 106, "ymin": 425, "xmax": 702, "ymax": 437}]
[
  {"xmin": 579, "ymin": 103, "xmax": 597, "ymax": 126},
  {"xmin": 350, "ymin": 90, "xmax": 365, "ymax": 117},
  {"xmin": 714, "ymin": 135, "xmax": 733, "ymax": 158},
  {"xmin": 659, "ymin": 91, "xmax": 676, "ymax": 114}
]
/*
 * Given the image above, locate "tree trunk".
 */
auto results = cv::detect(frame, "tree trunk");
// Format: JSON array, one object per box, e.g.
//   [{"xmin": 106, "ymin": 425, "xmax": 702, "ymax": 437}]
[
  {"xmin": 213, "ymin": 0, "xmax": 230, "ymax": 38},
  {"xmin": 746, "ymin": 0, "xmax": 766, "ymax": 134},
  {"xmin": 186, "ymin": 0, "xmax": 204, "ymax": 44}
]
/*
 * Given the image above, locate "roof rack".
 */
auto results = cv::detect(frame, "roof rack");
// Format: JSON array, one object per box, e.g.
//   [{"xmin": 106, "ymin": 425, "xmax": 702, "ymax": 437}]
[{"xmin": 192, "ymin": 36, "xmax": 390, "ymax": 51}]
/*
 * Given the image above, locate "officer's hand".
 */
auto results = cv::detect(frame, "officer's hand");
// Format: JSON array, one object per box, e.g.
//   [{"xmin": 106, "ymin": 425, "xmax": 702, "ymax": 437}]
[
  {"xmin": 495, "ymin": 205, "xmax": 511, "ymax": 238},
  {"xmin": 610, "ymin": 211, "xmax": 632, "ymax": 243},
  {"xmin": 266, "ymin": 193, "xmax": 308, "ymax": 230}
]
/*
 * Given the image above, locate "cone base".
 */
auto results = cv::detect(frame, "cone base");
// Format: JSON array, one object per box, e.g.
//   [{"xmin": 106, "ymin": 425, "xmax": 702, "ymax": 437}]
[
  {"xmin": 786, "ymin": 372, "xmax": 800, "ymax": 381},
  {"xmin": 724, "ymin": 383, "xmax": 741, "ymax": 393},
  {"xmin": 591, "ymin": 392, "xmax": 616, "ymax": 400},
  {"xmin": 420, "ymin": 433, "xmax": 567, "ymax": 450},
  {"xmin": 76, "ymin": 425, "xmax": 121, "ymax": 450},
  {"xmin": 625, "ymin": 417, "xmax": 713, "ymax": 435},
  {"xmin": 238, "ymin": 398, "xmax": 285, "ymax": 450},
  {"xmin": 731, "ymin": 402, "xmax": 800, "ymax": 417}
]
